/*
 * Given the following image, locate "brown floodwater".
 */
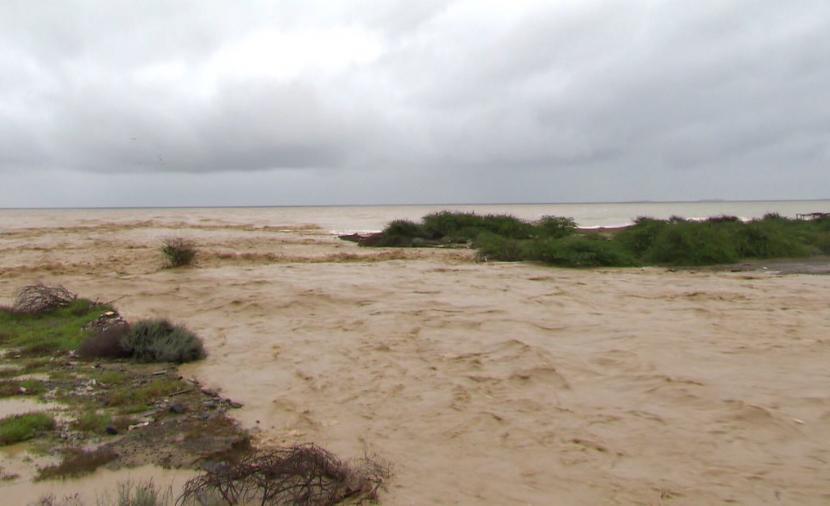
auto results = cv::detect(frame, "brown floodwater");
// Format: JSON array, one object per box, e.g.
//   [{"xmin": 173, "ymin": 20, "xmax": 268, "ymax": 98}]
[{"xmin": 0, "ymin": 208, "xmax": 829, "ymax": 505}]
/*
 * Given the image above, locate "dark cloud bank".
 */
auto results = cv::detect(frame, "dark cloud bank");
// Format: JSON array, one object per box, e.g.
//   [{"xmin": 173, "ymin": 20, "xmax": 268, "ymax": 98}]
[{"xmin": 1, "ymin": 0, "xmax": 828, "ymax": 207}]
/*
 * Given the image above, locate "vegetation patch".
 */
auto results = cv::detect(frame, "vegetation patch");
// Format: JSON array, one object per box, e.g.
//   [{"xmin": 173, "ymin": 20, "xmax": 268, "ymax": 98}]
[
  {"xmin": 0, "ymin": 379, "xmax": 45, "ymax": 397},
  {"xmin": 161, "ymin": 237, "xmax": 197, "ymax": 268},
  {"xmin": 0, "ymin": 412, "xmax": 55, "ymax": 445},
  {"xmin": 121, "ymin": 319, "xmax": 206, "ymax": 363},
  {"xmin": 71, "ymin": 408, "xmax": 112, "ymax": 434},
  {"xmin": 0, "ymin": 298, "xmax": 112, "ymax": 355},
  {"xmin": 357, "ymin": 211, "xmax": 830, "ymax": 268},
  {"xmin": 105, "ymin": 377, "xmax": 185, "ymax": 412},
  {"xmin": 36, "ymin": 446, "xmax": 118, "ymax": 481}
]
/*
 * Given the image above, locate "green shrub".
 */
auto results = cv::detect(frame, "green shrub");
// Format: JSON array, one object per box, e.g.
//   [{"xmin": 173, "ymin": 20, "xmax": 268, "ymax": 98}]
[
  {"xmin": 644, "ymin": 222, "xmax": 740, "ymax": 265},
  {"xmin": 615, "ymin": 217, "xmax": 669, "ymax": 257},
  {"xmin": 422, "ymin": 211, "xmax": 535, "ymax": 240},
  {"xmin": 384, "ymin": 219, "xmax": 423, "ymax": 238},
  {"xmin": 474, "ymin": 232, "xmax": 526, "ymax": 261},
  {"xmin": 0, "ymin": 412, "xmax": 55, "ymax": 445},
  {"xmin": 536, "ymin": 216, "xmax": 577, "ymax": 238},
  {"xmin": 161, "ymin": 238, "xmax": 196, "ymax": 268},
  {"xmin": 373, "ymin": 220, "xmax": 424, "ymax": 247},
  {"xmin": 362, "ymin": 211, "xmax": 830, "ymax": 268},
  {"xmin": 71, "ymin": 409, "xmax": 112, "ymax": 433},
  {"xmin": 736, "ymin": 221, "xmax": 810, "ymax": 258},
  {"xmin": 525, "ymin": 236, "xmax": 635, "ymax": 267},
  {"xmin": 121, "ymin": 319, "xmax": 205, "ymax": 363}
]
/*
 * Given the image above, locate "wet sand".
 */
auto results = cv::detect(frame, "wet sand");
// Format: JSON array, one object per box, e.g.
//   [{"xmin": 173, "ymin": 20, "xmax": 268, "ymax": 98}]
[{"xmin": 1, "ymin": 209, "xmax": 829, "ymax": 504}]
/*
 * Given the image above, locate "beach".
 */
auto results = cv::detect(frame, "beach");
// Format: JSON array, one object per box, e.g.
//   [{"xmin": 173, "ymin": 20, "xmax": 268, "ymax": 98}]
[{"xmin": 1, "ymin": 206, "xmax": 829, "ymax": 504}]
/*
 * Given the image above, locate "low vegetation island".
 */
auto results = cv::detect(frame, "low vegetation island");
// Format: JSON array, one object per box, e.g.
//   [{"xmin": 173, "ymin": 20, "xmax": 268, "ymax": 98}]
[{"xmin": 348, "ymin": 211, "xmax": 830, "ymax": 268}]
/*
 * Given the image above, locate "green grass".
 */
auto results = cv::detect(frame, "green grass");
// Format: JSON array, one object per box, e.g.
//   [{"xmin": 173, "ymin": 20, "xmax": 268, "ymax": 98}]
[
  {"xmin": 106, "ymin": 378, "xmax": 183, "ymax": 412},
  {"xmin": 0, "ymin": 412, "xmax": 55, "ymax": 445},
  {"xmin": 0, "ymin": 379, "xmax": 46, "ymax": 398},
  {"xmin": 365, "ymin": 212, "xmax": 830, "ymax": 268},
  {"xmin": 0, "ymin": 299, "xmax": 113, "ymax": 355},
  {"xmin": 71, "ymin": 408, "xmax": 112, "ymax": 433},
  {"xmin": 91, "ymin": 369, "xmax": 130, "ymax": 386}
]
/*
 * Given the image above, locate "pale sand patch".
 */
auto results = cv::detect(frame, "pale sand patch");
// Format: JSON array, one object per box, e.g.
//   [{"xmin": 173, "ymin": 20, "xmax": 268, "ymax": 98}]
[{"xmin": 1, "ymin": 209, "xmax": 829, "ymax": 505}]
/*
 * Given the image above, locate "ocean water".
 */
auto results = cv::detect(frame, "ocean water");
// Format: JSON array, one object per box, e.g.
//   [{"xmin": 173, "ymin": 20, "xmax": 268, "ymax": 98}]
[{"xmin": 1, "ymin": 200, "xmax": 828, "ymax": 233}]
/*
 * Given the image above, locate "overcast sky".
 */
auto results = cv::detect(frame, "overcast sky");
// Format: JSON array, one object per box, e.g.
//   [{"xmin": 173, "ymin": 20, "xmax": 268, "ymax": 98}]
[{"xmin": 1, "ymin": 0, "xmax": 828, "ymax": 207}]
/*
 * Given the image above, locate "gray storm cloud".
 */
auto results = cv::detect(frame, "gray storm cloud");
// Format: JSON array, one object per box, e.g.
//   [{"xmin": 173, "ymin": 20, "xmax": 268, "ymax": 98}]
[{"xmin": 0, "ymin": 0, "xmax": 828, "ymax": 206}]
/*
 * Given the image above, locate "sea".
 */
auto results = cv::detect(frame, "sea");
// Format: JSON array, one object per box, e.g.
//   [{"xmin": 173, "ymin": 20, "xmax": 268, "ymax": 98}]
[{"xmin": 1, "ymin": 200, "xmax": 828, "ymax": 234}]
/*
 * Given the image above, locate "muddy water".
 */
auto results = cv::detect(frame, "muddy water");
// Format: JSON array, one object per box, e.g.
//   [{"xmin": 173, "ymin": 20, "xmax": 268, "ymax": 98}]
[
  {"xmin": 0, "ymin": 464, "xmax": 194, "ymax": 504},
  {"xmin": 0, "ymin": 209, "xmax": 829, "ymax": 504}
]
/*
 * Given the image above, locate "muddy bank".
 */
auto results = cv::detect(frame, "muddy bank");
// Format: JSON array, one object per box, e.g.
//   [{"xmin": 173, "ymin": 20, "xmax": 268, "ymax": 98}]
[{"xmin": 0, "ymin": 348, "xmax": 249, "ymax": 504}]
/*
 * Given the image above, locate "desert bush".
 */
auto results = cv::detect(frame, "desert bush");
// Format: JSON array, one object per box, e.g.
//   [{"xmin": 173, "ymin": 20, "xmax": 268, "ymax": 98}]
[
  {"xmin": 71, "ymin": 408, "xmax": 113, "ymax": 434},
  {"xmin": 615, "ymin": 217, "xmax": 668, "ymax": 258},
  {"xmin": 79, "ymin": 325, "xmax": 131, "ymax": 359},
  {"xmin": 363, "ymin": 211, "xmax": 830, "ymax": 268},
  {"xmin": 474, "ymin": 232, "xmax": 526, "ymax": 261},
  {"xmin": 643, "ymin": 222, "xmax": 740, "ymax": 265},
  {"xmin": 178, "ymin": 444, "xmax": 389, "ymax": 506},
  {"xmin": 421, "ymin": 211, "xmax": 535, "ymax": 240},
  {"xmin": 706, "ymin": 215, "xmax": 741, "ymax": 223},
  {"xmin": 762, "ymin": 212, "xmax": 786, "ymax": 221},
  {"xmin": 372, "ymin": 219, "xmax": 424, "ymax": 247},
  {"xmin": 161, "ymin": 238, "xmax": 197, "ymax": 268},
  {"xmin": 736, "ymin": 221, "xmax": 811, "ymax": 258},
  {"xmin": 383, "ymin": 219, "xmax": 423, "ymax": 238},
  {"xmin": 815, "ymin": 232, "xmax": 830, "ymax": 254},
  {"xmin": 121, "ymin": 319, "xmax": 205, "ymax": 363},
  {"xmin": 536, "ymin": 216, "xmax": 577, "ymax": 238},
  {"xmin": 0, "ymin": 412, "xmax": 55, "ymax": 445},
  {"xmin": 525, "ymin": 236, "xmax": 635, "ymax": 267},
  {"xmin": 13, "ymin": 284, "xmax": 77, "ymax": 315}
]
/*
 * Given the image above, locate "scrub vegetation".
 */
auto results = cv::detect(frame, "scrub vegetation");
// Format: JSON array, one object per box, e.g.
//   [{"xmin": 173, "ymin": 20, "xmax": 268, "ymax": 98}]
[
  {"xmin": 0, "ymin": 412, "xmax": 55, "ymax": 445},
  {"xmin": 359, "ymin": 211, "xmax": 830, "ymax": 267},
  {"xmin": 161, "ymin": 237, "xmax": 197, "ymax": 268}
]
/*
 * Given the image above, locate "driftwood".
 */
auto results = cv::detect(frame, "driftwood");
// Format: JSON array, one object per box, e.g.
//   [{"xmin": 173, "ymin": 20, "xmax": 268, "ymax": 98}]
[{"xmin": 178, "ymin": 444, "xmax": 389, "ymax": 505}]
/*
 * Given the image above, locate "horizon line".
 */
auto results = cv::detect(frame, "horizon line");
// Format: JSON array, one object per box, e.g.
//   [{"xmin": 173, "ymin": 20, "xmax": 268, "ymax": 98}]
[{"xmin": 1, "ymin": 197, "xmax": 830, "ymax": 211}]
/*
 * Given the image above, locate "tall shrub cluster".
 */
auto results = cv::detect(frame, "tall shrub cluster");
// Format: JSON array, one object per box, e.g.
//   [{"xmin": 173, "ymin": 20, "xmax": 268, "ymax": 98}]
[{"xmin": 365, "ymin": 212, "xmax": 830, "ymax": 268}]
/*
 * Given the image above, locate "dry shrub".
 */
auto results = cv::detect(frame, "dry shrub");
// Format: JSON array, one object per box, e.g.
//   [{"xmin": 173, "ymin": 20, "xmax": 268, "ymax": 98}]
[
  {"xmin": 162, "ymin": 238, "xmax": 197, "ymax": 268},
  {"xmin": 36, "ymin": 446, "xmax": 118, "ymax": 480},
  {"xmin": 13, "ymin": 284, "xmax": 76, "ymax": 315},
  {"xmin": 178, "ymin": 444, "xmax": 390, "ymax": 505}
]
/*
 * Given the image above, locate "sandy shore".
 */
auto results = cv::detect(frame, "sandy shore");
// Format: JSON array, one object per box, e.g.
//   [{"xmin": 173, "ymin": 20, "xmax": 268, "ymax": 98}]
[{"xmin": 1, "ymin": 209, "xmax": 829, "ymax": 505}]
